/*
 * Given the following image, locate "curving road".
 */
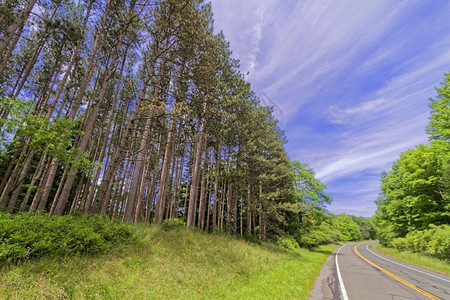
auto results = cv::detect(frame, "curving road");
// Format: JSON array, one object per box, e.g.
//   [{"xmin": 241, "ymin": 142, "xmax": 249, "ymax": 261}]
[{"xmin": 310, "ymin": 241, "xmax": 450, "ymax": 300}]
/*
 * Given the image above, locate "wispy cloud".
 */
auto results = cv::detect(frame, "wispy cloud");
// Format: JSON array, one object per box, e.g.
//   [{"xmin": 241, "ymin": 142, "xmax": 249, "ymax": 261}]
[
  {"xmin": 211, "ymin": 0, "xmax": 450, "ymax": 216},
  {"xmin": 329, "ymin": 98, "xmax": 387, "ymax": 124}
]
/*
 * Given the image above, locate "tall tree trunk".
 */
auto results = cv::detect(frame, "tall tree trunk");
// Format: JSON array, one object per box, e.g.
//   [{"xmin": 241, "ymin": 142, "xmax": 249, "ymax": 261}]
[
  {"xmin": 45, "ymin": 0, "xmax": 94, "ymax": 119},
  {"xmin": 145, "ymin": 133, "xmax": 163, "ymax": 222},
  {"xmin": 219, "ymin": 178, "xmax": 226, "ymax": 231},
  {"xmin": 186, "ymin": 129, "xmax": 203, "ymax": 227},
  {"xmin": 197, "ymin": 148, "xmax": 209, "ymax": 230},
  {"xmin": 187, "ymin": 104, "xmax": 207, "ymax": 227},
  {"xmin": 0, "ymin": 0, "xmax": 37, "ymax": 55},
  {"xmin": 258, "ymin": 180, "xmax": 265, "ymax": 240},
  {"xmin": 155, "ymin": 117, "xmax": 177, "ymax": 224},
  {"xmin": 226, "ymin": 150, "xmax": 233, "ymax": 233},
  {"xmin": 211, "ymin": 144, "xmax": 221, "ymax": 231},
  {"xmin": 247, "ymin": 182, "xmax": 252, "ymax": 235},
  {"xmin": 6, "ymin": 150, "xmax": 36, "ymax": 213},
  {"xmin": 19, "ymin": 152, "xmax": 47, "ymax": 211},
  {"xmin": 0, "ymin": 23, "xmax": 23, "ymax": 77},
  {"xmin": 53, "ymin": 14, "xmax": 133, "ymax": 215},
  {"xmin": 232, "ymin": 159, "xmax": 240, "ymax": 233},
  {"xmin": 0, "ymin": 142, "xmax": 29, "ymax": 208},
  {"xmin": 123, "ymin": 112, "xmax": 153, "ymax": 222},
  {"xmin": 67, "ymin": 0, "xmax": 111, "ymax": 120}
]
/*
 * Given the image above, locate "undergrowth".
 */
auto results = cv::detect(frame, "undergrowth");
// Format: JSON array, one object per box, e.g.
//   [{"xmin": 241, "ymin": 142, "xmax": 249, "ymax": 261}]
[
  {"xmin": 0, "ymin": 217, "xmax": 337, "ymax": 299},
  {"xmin": 0, "ymin": 212, "xmax": 135, "ymax": 265}
]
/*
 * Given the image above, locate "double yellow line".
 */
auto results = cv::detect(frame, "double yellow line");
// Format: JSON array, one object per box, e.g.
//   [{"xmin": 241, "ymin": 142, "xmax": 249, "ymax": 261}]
[{"xmin": 353, "ymin": 244, "xmax": 440, "ymax": 300}]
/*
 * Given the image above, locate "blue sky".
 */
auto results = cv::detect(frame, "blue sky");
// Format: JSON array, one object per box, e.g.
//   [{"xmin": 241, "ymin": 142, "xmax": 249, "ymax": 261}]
[{"xmin": 210, "ymin": 0, "xmax": 450, "ymax": 217}]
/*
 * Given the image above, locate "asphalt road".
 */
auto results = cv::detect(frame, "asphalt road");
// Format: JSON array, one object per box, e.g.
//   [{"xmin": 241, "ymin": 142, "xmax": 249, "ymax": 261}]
[{"xmin": 310, "ymin": 241, "xmax": 450, "ymax": 300}]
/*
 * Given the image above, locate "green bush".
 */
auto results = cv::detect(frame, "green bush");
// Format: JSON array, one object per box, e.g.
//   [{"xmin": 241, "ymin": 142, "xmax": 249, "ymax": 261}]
[
  {"xmin": 242, "ymin": 233, "xmax": 262, "ymax": 245},
  {"xmin": 391, "ymin": 224, "xmax": 450, "ymax": 261},
  {"xmin": 296, "ymin": 222, "xmax": 342, "ymax": 248},
  {"xmin": 277, "ymin": 236, "xmax": 299, "ymax": 250},
  {"xmin": 0, "ymin": 212, "xmax": 135, "ymax": 265},
  {"xmin": 160, "ymin": 218, "xmax": 186, "ymax": 231}
]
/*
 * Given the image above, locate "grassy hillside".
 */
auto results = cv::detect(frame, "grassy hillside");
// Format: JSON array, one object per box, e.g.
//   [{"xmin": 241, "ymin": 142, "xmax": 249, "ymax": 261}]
[{"xmin": 0, "ymin": 223, "xmax": 337, "ymax": 299}]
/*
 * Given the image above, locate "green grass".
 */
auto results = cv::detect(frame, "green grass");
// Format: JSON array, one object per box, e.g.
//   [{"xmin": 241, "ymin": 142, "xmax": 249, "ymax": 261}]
[
  {"xmin": 0, "ymin": 224, "xmax": 337, "ymax": 299},
  {"xmin": 373, "ymin": 244, "xmax": 450, "ymax": 275}
]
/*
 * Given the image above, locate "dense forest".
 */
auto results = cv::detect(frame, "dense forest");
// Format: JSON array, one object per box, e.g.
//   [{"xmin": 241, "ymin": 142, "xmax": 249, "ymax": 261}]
[
  {"xmin": 0, "ymin": 0, "xmax": 372, "ymax": 246},
  {"xmin": 374, "ymin": 73, "xmax": 450, "ymax": 260}
]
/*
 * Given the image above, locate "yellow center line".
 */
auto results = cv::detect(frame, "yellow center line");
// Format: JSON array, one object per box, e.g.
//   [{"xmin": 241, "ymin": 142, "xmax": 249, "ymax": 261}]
[{"xmin": 353, "ymin": 244, "xmax": 441, "ymax": 300}]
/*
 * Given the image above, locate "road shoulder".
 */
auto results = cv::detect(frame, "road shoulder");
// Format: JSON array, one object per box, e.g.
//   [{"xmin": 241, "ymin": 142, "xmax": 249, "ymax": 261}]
[{"xmin": 309, "ymin": 247, "xmax": 341, "ymax": 300}]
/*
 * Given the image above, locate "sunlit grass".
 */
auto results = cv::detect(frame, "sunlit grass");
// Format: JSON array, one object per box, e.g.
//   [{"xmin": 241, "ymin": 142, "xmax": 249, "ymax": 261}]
[
  {"xmin": 373, "ymin": 244, "xmax": 450, "ymax": 275},
  {"xmin": 0, "ymin": 224, "xmax": 337, "ymax": 299}
]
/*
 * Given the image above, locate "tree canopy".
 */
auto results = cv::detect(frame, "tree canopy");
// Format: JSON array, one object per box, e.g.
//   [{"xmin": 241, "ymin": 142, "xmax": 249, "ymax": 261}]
[{"xmin": 375, "ymin": 72, "xmax": 450, "ymax": 247}]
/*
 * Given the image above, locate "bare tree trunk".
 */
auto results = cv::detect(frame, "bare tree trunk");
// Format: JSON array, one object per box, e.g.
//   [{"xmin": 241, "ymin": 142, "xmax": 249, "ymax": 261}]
[
  {"xmin": 232, "ymin": 159, "xmax": 240, "ymax": 233},
  {"xmin": 0, "ymin": 143, "xmax": 29, "ymax": 208},
  {"xmin": 0, "ymin": 0, "xmax": 37, "ymax": 55},
  {"xmin": 0, "ymin": 147, "xmax": 20, "ymax": 199},
  {"xmin": 37, "ymin": 157, "xmax": 59, "ymax": 211},
  {"xmin": 123, "ymin": 116, "xmax": 153, "ymax": 222},
  {"xmin": 225, "ymin": 151, "xmax": 233, "ymax": 233},
  {"xmin": 45, "ymin": 0, "xmax": 94, "ymax": 119},
  {"xmin": 67, "ymin": 0, "xmax": 111, "ymax": 120},
  {"xmin": 29, "ymin": 158, "xmax": 52, "ymax": 211},
  {"xmin": 240, "ymin": 197, "xmax": 243, "ymax": 235},
  {"xmin": 112, "ymin": 158, "xmax": 132, "ymax": 219},
  {"xmin": 19, "ymin": 152, "xmax": 47, "ymax": 211},
  {"xmin": 145, "ymin": 134, "xmax": 163, "ymax": 222},
  {"xmin": 258, "ymin": 180, "xmax": 265, "ymax": 240},
  {"xmin": 247, "ymin": 182, "xmax": 252, "ymax": 235},
  {"xmin": 197, "ymin": 149, "xmax": 209, "ymax": 230},
  {"xmin": 0, "ymin": 23, "xmax": 23, "ymax": 77},
  {"xmin": 187, "ymin": 107, "xmax": 207, "ymax": 227},
  {"xmin": 53, "ymin": 3, "xmax": 134, "ymax": 215},
  {"xmin": 134, "ymin": 153, "xmax": 151, "ymax": 223},
  {"xmin": 155, "ymin": 117, "xmax": 177, "ymax": 224},
  {"xmin": 220, "ymin": 178, "xmax": 226, "ymax": 231},
  {"xmin": 181, "ymin": 149, "xmax": 192, "ymax": 221},
  {"xmin": 211, "ymin": 144, "xmax": 221, "ymax": 231},
  {"xmin": 11, "ymin": 32, "xmax": 51, "ymax": 99},
  {"xmin": 6, "ymin": 150, "xmax": 36, "ymax": 213},
  {"xmin": 170, "ymin": 154, "xmax": 182, "ymax": 219},
  {"xmin": 165, "ymin": 159, "xmax": 176, "ymax": 220},
  {"xmin": 205, "ymin": 160, "xmax": 213, "ymax": 232}
]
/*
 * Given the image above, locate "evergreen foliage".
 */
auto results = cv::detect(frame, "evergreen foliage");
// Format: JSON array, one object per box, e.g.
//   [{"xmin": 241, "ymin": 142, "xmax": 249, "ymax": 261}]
[{"xmin": 0, "ymin": 0, "xmax": 374, "ymax": 247}]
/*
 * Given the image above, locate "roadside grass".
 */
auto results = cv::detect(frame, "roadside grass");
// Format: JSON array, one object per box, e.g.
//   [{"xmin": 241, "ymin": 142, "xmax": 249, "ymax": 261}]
[
  {"xmin": 0, "ymin": 223, "xmax": 337, "ymax": 299},
  {"xmin": 373, "ymin": 244, "xmax": 450, "ymax": 275}
]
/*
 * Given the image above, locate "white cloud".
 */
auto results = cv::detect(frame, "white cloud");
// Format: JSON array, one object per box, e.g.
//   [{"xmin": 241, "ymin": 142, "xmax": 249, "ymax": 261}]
[
  {"xmin": 329, "ymin": 98, "xmax": 387, "ymax": 124},
  {"xmin": 211, "ymin": 0, "xmax": 450, "ymax": 216},
  {"xmin": 316, "ymin": 110, "xmax": 428, "ymax": 180}
]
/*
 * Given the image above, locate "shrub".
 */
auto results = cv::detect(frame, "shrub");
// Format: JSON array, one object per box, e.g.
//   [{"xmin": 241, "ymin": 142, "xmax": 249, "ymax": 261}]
[
  {"xmin": 0, "ymin": 212, "xmax": 135, "ymax": 265},
  {"xmin": 242, "ymin": 233, "xmax": 262, "ymax": 245},
  {"xmin": 277, "ymin": 236, "xmax": 299, "ymax": 250},
  {"xmin": 391, "ymin": 224, "xmax": 450, "ymax": 261},
  {"xmin": 296, "ymin": 222, "xmax": 341, "ymax": 248},
  {"xmin": 160, "ymin": 218, "xmax": 186, "ymax": 231}
]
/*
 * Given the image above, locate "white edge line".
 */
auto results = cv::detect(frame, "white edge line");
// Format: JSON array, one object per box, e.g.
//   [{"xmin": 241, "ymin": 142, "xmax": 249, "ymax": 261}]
[
  {"xmin": 336, "ymin": 245, "xmax": 349, "ymax": 300},
  {"xmin": 365, "ymin": 243, "xmax": 450, "ymax": 284}
]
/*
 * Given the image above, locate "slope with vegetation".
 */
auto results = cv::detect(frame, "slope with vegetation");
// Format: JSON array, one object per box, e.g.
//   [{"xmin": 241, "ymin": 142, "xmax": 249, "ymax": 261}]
[
  {"xmin": 374, "ymin": 73, "xmax": 450, "ymax": 261},
  {"xmin": 0, "ymin": 213, "xmax": 338, "ymax": 299}
]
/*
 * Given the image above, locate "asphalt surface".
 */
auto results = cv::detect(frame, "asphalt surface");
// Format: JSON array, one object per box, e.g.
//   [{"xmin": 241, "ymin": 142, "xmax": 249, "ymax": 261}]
[{"xmin": 310, "ymin": 241, "xmax": 450, "ymax": 300}]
